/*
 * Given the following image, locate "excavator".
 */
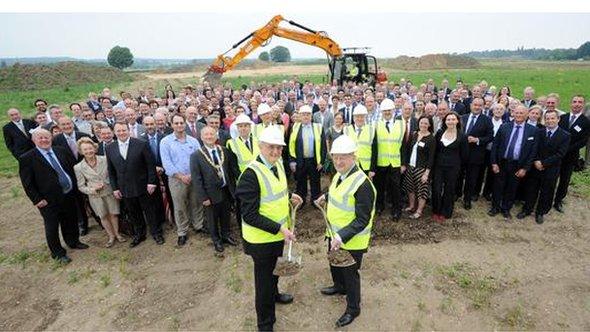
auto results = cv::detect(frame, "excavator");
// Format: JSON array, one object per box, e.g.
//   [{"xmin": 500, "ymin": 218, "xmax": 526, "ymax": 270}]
[{"xmin": 203, "ymin": 15, "xmax": 387, "ymax": 86}]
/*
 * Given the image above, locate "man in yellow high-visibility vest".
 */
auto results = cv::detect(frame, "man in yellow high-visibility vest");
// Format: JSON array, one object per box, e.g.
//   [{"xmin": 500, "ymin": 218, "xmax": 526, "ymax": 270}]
[
  {"xmin": 374, "ymin": 98, "xmax": 406, "ymax": 220},
  {"xmin": 288, "ymin": 105, "xmax": 327, "ymax": 207},
  {"xmin": 315, "ymin": 134, "xmax": 376, "ymax": 328},
  {"xmin": 236, "ymin": 126, "xmax": 303, "ymax": 332},
  {"xmin": 253, "ymin": 103, "xmax": 284, "ymax": 138},
  {"xmin": 343, "ymin": 104, "xmax": 377, "ymax": 178}
]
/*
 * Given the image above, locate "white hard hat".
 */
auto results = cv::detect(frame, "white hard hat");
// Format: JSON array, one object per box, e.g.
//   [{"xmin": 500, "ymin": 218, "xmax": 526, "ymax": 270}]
[
  {"xmin": 258, "ymin": 126, "xmax": 286, "ymax": 146},
  {"xmin": 234, "ymin": 114, "xmax": 253, "ymax": 126},
  {"xmin": 353, "ymin": 105, "xmax": 368, "ymax": 116},
  {"xmin": 257, "ymin": 103, "xmax": 272, "ymax": 115},
  {"xmin": 380, "ymin": 98, "xmax": 395, "ymax": 111},
  {"xmin": 299, "ymin": 105, "xmax": 312, "ymax": 114},
  {"xmin": 330, "ymin": 134, "xmax": 357, "ymax": 154}
]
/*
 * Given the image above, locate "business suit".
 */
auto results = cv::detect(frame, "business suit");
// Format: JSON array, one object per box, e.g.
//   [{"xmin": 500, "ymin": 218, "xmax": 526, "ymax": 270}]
[
  {"xmin": 554, "ymin": 113, "xmax": 590, "ymax": 208},
  {"xmin": 140, "ymin": 131, "xmax": 171, "ymax": 225},
  {"xmin": 521, "ymin": 99, "xmax": 537, "ymax": 108},
  {"xmin": 19, "ymin": 146, "xmax": 81, "ymax": 258},
  {"xmin": 448, "ymin": 101, "xmax": 467, "ymax": 116},
  {"xmin": 461, "ymin": 113, "xmax": 493, "ymax": 205},
  {"xmin": 97, "ymin": 140, "xmax": 112, "ymax": 156},
  {"xmin": 128, "ymin": 123, "xmax": 146, "ymax": 138},
  {"xmin": 313, "ymin": 110, "xmax": 334, "ymax": 134},
  {"xmin": 106, "ymin": 138, "xmax": 163, "ymax": 242},
  {"xmin": 490, "ymin": 122, "xmax": 538, "ymax": 213},
  {"xmin": 521, "ymin": 127, "xmax": 570, "ymax": 217},
  {"xmin": 432, "ymin": 130, "xmax": 468, "ymax": 218},
  {"xmin": 3, "ymin": 119, "xmax": 37, "ymax": 159},
  {"xmin": 339, "ymin": 105, "xmax": 356, "ymax": 125},
  {"xmin": 52, "ymin": 131, "xmax": 91, "ymax": 162},
  {"xmin": 191, "ymin": 145, "xmax": 237, "ymax": 247},
  {"xmin": 185, "ymin": 121, "xmax": 205, "ymax": 139}
]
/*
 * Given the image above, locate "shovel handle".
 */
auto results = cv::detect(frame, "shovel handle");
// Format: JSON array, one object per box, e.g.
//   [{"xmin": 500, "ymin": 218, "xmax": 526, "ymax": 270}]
[
  {"xmin": 314, "ymin": 201, "xmax": 337, "ymax": 239},
  {"xmin": 287, "ymin": 240, "xmax": 293, "ymax": 260}
]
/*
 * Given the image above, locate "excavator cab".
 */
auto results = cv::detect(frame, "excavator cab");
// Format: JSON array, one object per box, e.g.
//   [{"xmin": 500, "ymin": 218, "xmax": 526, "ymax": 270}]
[{"xmin": 329, "ymin": 51, "xmax": 378, "ymax": 86}]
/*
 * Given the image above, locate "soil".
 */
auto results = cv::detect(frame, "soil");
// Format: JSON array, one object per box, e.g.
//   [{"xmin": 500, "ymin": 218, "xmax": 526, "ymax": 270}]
[{"xmin": 1, "ymin": 176, "xmax": 590, "ymax": 330}]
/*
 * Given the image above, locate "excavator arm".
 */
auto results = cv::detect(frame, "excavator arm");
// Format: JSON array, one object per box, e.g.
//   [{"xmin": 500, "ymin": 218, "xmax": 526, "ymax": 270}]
[{"xmin": 203, "ymin": 15, "xmax": 343, "ymax": 82}]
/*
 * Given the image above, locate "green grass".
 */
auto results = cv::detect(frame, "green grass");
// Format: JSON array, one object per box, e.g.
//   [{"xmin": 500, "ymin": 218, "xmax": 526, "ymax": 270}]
[{"xmin": 436, "ymin": 262, "xmax": 499, "ymax": 309}]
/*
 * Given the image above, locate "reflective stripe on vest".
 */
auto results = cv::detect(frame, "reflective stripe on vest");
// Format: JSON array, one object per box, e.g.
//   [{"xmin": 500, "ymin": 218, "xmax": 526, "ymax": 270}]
[
  {"xmin": 240, "ymin": 160, "xmax": 289, "ymax": 244},
  {"xmin": 344, "ymin": 125, "xmax": 375, "ymax": 170},
  {"xmin": 326, "ymin": 169, "xmax": 376, "ymax": 250},
  {"xmin": 376, "ymin": 119, "xmax": 404, "ymax": 167},
  {"xmin": 289, "ymin": 122, "xmax": 322, "ymax": 164},
  {"xmin": 226, "ymin": 136, "xmax": 259, "ymax": 172}
]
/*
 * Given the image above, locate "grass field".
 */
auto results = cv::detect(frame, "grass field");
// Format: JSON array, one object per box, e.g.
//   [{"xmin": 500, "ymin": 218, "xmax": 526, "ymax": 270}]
[{"xmin": 2, "ymin": 61, "xmax": 590, "ymax": 177}]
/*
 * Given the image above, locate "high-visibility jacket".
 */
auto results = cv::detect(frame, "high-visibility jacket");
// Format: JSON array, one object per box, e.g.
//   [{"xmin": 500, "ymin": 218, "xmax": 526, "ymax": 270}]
[
  {"xmin": 344, "ymin": 125, "xmax": 375, "ymax": 170},
  {"xmin": 289, "ymin": 122, "xmax": 322, "ymax": 164},
  {"xmin": 253, "ymin": 123, "xmax": 285, "ymax": 139},
  {"xmin": 376, "ymin": 118, "xmax": 404, "ymax": 167},
  {"xmin": 226, "ymin": 136, "xmax": 260, "ymax": 173},
  {"xmin": 326, "ymin": 169, "xmax": 376, "ymax": 250},
  {"xmin": 240, "ymin": 160, "xmax": 289, "ymax": 244}
]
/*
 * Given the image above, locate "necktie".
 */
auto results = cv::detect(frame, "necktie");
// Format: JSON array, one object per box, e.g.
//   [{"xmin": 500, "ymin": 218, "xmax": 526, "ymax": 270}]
[
  {"xmin": 149, "ymin": 136, "xmax": 158, "ymax": 159},
  {"xmin": 466, "ymin": 114, "xmax": 476, "ymax": 134},
  {"xmin": 336, "ymin": 176, "xmax": 343, "ymax": 187},
  {"xmin": 546, "ymin": 130, "xmax": 552, "ymax": 139},
  {"xmin": 67, "ymin": 136, "xmax": 78, "ymax": 158},
  {"xmin": 346, "ymin": 108, "xmax": 350, "ymax": 124},
  {"xmin": 245, "ymin": 139, "xmax": 252, "ymax": 152},
  {"xmin": 212, "ymin": 149, "xmax": 219, "ymax": 165},
  {"xmin": 356, "ymin": 127, "xmax": 361, "ymax": 137},
  {"xmin": 190, "ymin": 124, "xmax": 196, "ymax": 137},
  {"xmin": 46, "ymin": 151, "xmax": 72, "ymax": 193},
  {"xmin": 270, "ymin": 166, "xmax": 279, "ymax": 179},
  {"xmin": 130, "ymin": 125, "xmax": 136, "ymax": 138},
  {"xmin": 386, "ymin": 121, "xmax": 391, "ymax": 133},
  {"xmin": 570, "ymin": 115, "xmax": 576, "ymax": 127},
  {"xmin": 16, "ymin": 121, "xmax": 26, "ymax": 135},
  {"xmin": 505, "ymin": 125, "xmax": 521, "ymax": 160},
  {"xmin": 404, "ymin": 119, "xmax": 410, "ymax": 142}
]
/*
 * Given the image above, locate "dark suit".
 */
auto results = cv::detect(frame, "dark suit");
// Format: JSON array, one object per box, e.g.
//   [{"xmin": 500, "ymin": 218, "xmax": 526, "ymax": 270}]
[
  {"xmin": 461, "ymin": 113, "xmax": 493, "ymax": 203},
  {"xmin": 52, "ymin": 131, "xmax": 93, "ymax": 231},
  {"xmin": 140, "ymin": 132, "xmax": 170, "ymax": 225},
  {"xmin": 522, "ymin": 127, "xmax": 570, "ymax": 216},
  {"xmin": 490, "ymin": 122, "xmax": 538, "ymax": 212},
  {"xmin": 19, "ymin": 146, "xmax": 80, "ymax": 258},
  {"xmin": 449, "ymin": 101, "xmax": 467, "ymax": 115},
  {"xmin": 521, "ymin": 99, "xmax": 537, "ymax": 108},
  {"xmin": 97, "ymin": 140, "xmax": 113, "ymax": 156},
  {"xmin": 4, "ymin": 120, "xmax": 37, "ymax": 159},
  {"xmin": 106, "ymin": 138, "xmax": 162, "ymax": 240},
  {"xmin": 554, "ymin": 113, "xmax": 590, "ymax": 205},
  {"xmin": 339, "ymin": 106, "xmax": 356, "ymax": 125},
  {"xmin": 190, "ymin": 145, "xmax": 237, "ymax": 245},
  {"xmin": 52, "ymin": 131, "xmax": 91, "ymax": 162}
]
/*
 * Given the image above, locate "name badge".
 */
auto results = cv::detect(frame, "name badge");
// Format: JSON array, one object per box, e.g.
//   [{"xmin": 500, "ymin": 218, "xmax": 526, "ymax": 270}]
[
  {"xmin": 574, "ymin": 125, "xmax": 582, "ymax": 132},
  {"xmin": 527, "ymin": 136, "xmax": 534, "ymax": 141},
  {"xmin": 418, "ymin": 142, "xmax": 425, "ymax": 147}
]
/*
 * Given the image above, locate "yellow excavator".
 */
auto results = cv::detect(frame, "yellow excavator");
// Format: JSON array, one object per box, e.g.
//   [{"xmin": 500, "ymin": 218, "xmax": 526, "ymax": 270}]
[{"xmin": 203, "ymin": 14, "xmax": 387, "ymax": 86}]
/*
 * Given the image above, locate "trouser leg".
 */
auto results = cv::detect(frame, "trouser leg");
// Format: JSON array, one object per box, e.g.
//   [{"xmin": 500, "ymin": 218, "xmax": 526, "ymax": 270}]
[
  {"xmin": 253, "ymin": 255, "xmax": 279, "ymax": 331},
  {"xmin": 39, "ymin": 205, "xmax": 66, "ymax": 258},
  {"xmin": 554, "ymin": 161, "xmax": 574, "ymax": 204},
  {"xmin": 342, "ymin": 252, "xmax": 363, "ymax": 316}
]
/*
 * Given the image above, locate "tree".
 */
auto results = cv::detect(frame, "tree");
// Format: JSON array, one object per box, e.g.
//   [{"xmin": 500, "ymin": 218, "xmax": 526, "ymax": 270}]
[
  {"xmin": 258, "ymin": 51, "xmax": 270, "ymax": 61},
  {"xmin": 577, "ymin": 41, "xmax": 590, "ymax": 59},
  {"xmin": 270, "ymin": 46, "xmax": 291, "ymax": 62},
  {"xmin": 107, "ymin": 46, "xmax": 134, "ymax": 70}
]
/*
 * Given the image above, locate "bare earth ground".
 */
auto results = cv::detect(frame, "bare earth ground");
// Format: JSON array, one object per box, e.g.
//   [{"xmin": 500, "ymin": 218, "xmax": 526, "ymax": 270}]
[{"xmin": 1, "ymin": 174, "xmax": 589, "ymax": 331}]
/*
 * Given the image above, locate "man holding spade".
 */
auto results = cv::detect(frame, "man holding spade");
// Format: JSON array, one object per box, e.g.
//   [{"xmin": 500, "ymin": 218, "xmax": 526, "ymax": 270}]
[{"xmin": 314, "ymin": 134, "xmax": 377, "ymax": 327}]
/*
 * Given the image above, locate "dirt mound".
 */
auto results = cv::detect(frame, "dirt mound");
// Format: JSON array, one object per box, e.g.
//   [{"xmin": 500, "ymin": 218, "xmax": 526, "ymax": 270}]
[
  {"xmin": 0, "ymin": 61, "xmax": 132, "ymax": 91},
  {"xmin": 384, "ymin": 54, "xmax": 481, "ymax": 70}
]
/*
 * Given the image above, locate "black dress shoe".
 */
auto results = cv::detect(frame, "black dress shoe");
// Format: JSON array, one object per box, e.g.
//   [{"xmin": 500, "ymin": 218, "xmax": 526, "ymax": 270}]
[
  {"xmin": 554, "ymin": 202, "xmax": 564, "ymax": 213},
  {"xmin": 214, "ymin": 241, "xmax": 224, "ymax": 253},
  {"xmin": 320, "ymin": 286, "xmax": 346, "ymax": 296},
  {"xmin": 502, "ymin": 211, "xmax": 512, "ymax": 220},
  {"xmin": 275, "ymin": 293, "xmax": 293, "ymax": 304},
  {"xmin": 535, "ymin": 214, "xmax": 544, "ymax": 224},
  {"xmin": 487, "ymin": 207, "xmax": 500, "ymax": 217},
  {"xmin": 177, "ymin": 235, "xmax": 187, "ymax": 246},
  {"xmin": 130, "ymin": 236, "xmax": 146, "ymax": 248},
  {"xmin": 463, "ymin": 201, "xmax": 472, "ymax": 210},
  {"xmin": 154, "ymin": 235, "xmax": 165, "ymax": 245},
  {"xmin": 55, "ymin": 255, "xmax": 72, "ymax": 264},
  {"xmin": 516, "ymin": 211, "xmax": 530, "ymax": 219},
  {"xmin": 336, "ymin": 313, "xmax": 358, "ymax": 327},
  {"xmin": 223, "ymin": 237, "xmax": 237, "ymax": 246},
  {"xmin": 70, "ymin": 242, "xmax": 89, "ymax": 249}
]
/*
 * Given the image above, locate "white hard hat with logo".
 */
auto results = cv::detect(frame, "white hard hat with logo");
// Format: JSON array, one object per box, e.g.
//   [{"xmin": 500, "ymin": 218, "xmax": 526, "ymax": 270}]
[
  {"xmin": 380, "ymin": 98, "xmax": 395, "ymax": 111},
  {"xmin": 330, "ymin": 134, "xmax": 357, "ymax": 154},
  {"xmin": 299, "ymin": 105, "xmax": 312, "ymax": 114},
  {"xmin": 257, "ymin": 103, "xmax": 272, "ymax": 115},
  {"xmin": 353, "ymin": 104, "xmax": 368, "ymax": 115},
  {"xmin": 234, "ymin": 114, "xmax": 253, "ymax": 126},
  {"xmin": 258, "ymin": 126, "xmax": 286, "ymax": 146}
]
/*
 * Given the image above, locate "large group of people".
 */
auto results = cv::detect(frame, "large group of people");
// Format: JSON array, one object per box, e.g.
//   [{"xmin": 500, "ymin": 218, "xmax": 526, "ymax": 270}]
[{"xmin": 4, "ymin": 77, "xmax": 590, "ymax": 330}]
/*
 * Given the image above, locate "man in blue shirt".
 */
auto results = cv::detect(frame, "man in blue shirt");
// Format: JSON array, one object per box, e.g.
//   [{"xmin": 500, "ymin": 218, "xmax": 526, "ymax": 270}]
[{"xmin": 160, "ymin": 114, "xmax": 203, "ymax": 246}]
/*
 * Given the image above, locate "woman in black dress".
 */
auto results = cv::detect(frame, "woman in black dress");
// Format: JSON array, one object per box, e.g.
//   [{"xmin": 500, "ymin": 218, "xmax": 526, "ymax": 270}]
[{"xmin": 431, "ymin": 112, "xmax": 468, "ymax": 223}]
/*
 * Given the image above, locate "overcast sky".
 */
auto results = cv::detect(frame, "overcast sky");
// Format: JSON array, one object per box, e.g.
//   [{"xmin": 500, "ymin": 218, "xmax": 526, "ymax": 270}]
[{"xmin": 1, "ymin": 13, "xmax": 589, "ymax": 59}]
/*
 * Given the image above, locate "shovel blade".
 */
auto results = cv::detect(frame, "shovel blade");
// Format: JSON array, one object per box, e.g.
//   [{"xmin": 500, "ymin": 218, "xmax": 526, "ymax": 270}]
[
  {"xmin": 273, "ymin": 255, "xmax": 302, "ymax": 277},
  {"xmin": 327, "ymin": 250, "xmax": 356, "ymax": 268}
]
